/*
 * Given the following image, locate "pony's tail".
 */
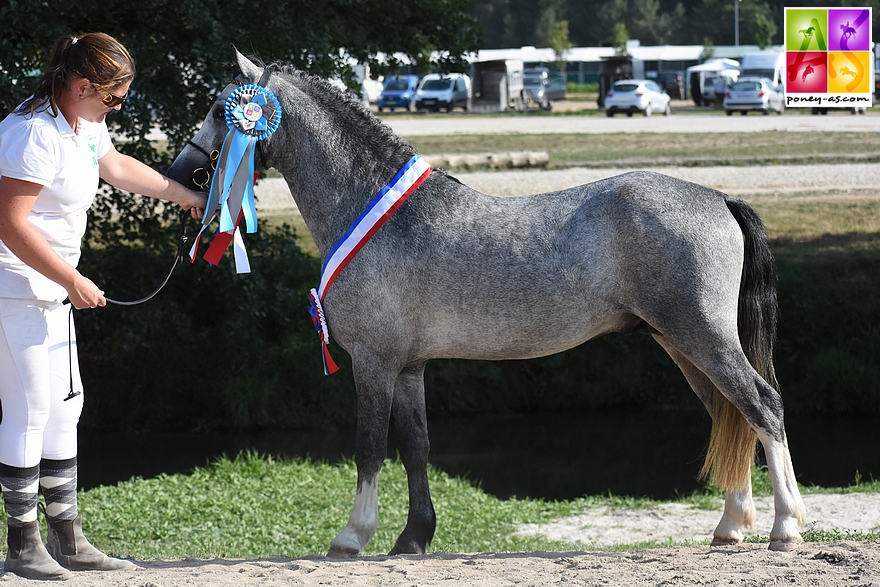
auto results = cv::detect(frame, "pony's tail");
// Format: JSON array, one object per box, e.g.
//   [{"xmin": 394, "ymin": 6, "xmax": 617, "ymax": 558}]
[{"xmin": 700, "ymin": 196, "xmax": 779, "ymax": 491}]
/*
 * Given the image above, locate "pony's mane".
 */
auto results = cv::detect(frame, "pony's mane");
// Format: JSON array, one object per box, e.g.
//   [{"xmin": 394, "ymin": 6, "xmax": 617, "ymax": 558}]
[{"xmin": 237, "ymin": 56, "xmax": 413, "ymax": 159}]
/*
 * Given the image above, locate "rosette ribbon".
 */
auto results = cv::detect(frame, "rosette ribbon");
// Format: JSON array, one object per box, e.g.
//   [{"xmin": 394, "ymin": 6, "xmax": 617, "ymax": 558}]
[
  {"xmin": 190, "ymin": 83, "xmax": 282, "ymax": 273},
  {"xmin": 308, "ymin": 154, "xmax": 432, "ymax": 375}
]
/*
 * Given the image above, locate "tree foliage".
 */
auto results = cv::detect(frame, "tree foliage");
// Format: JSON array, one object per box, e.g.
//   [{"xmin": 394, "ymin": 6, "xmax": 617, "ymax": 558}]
[
  {"xmin": 0, "ymin": 0, "xmax": 482, "ymax": 432},
  {"xmin": 472, "ymin": 0, "xmax": 880, "ymax": 49},
  {"xmin": 0, "ymin": 0, "xmax": 481, "ymax": 191}
]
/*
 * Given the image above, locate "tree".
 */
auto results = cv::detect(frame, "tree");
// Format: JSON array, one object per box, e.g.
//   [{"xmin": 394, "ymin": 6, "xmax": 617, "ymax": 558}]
[
  {"xmin": 0, "ymin": 0, "xmax": 481, "ymax": 249},
  {"xmin": 629, "ymin": 0, "xmax": 685, "ymax": 45},
  {"xmin": 548, "ymin": 21, "xmax": 573, "ymax": 80},
  {"xmin": 610, "ymin": 22, "xmax": 631, "ymax": 55},
  {"xmin": 0, "ymin": 0, "xmax": 482, "ymax": 186},
  {"xmin": 700, "ymin": 37, "xmax": 716, "ymax": 61},
  {"xmin": 753, "ymin": 12, "xmax": 777, "ymax": 49}
]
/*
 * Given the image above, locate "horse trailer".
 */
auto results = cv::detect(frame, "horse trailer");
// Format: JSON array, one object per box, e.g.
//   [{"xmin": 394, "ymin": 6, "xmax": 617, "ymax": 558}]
[{"xmin": 470, "ymin": 59, "xmax": 526, "ymax": 112}]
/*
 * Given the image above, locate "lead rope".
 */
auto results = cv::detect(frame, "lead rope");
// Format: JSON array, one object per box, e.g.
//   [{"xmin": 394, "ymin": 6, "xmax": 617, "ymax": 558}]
[
  {"xmin": 65, "ymin": 305, "xmax": 80, "ymax": 401},
  {"xmin": 64, "ymin": 211, "xmax": 191, "ymax": 399},
  {"xmin": 105, "ymin": 211, "xmax": 190, "ymax": 306}
]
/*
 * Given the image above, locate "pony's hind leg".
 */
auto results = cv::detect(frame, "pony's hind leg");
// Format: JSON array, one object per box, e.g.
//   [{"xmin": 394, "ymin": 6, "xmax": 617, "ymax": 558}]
[
  {"xmin": 388, "ymin": 363, "xmax": 436, "ymax": 555},
  {"xmin": 655, "ymin": 337, "xmax": 756, "ymax": 544},
  {"xmin": 670, "ymin": 338, "xmax": 806, "ymax": 550},
  {"xmin": 755, "ymin": 428, "xmax": 807, "ymax": 551},
  {"xmin": 328, "ymin": 350, "xmax": 397, "ymax": 558}
]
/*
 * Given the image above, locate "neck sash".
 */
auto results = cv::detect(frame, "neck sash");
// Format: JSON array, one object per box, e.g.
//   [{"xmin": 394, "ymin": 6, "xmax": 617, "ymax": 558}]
[{"xmin": 308, "ymin": 154, "xmax": 432, "ymax": 375}]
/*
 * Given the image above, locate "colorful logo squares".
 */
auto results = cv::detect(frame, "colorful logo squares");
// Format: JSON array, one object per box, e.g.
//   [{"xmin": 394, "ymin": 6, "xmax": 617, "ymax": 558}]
[{"xmin": 783, "ymin": 7, "xmax": 873, "ymax": 108}]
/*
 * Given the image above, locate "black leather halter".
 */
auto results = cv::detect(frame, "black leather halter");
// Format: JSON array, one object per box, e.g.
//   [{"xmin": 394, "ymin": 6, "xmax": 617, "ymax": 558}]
[{"xmin": 186, "ymin": 65, "xmax": 277, "ymax": 191}]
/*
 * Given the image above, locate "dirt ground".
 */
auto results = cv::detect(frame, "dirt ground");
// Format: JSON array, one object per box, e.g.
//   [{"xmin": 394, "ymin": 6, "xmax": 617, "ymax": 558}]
[
  {"xmin": 1, "ymin": 537, "xmax": 877, "ymax": 586},
  {"xmin": 7, "ymin": 468, "xmax": 875, "ymax": 584}
]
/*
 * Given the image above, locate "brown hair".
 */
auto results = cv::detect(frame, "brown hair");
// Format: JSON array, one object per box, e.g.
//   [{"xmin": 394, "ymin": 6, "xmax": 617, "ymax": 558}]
[{"xmin": 17, "ymin": 32, "xmax": 136, "ymax": 117}]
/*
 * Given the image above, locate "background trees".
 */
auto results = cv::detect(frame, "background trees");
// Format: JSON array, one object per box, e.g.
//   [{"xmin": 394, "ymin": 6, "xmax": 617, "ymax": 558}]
[
  {"xmin": 0, "ymin": 0, "xmax": 481, "ymax": 432},
  {"xmin": 472, "ymin": 0, "xmax": 880, "ymax": 50},
  {"xmin": 1, "ymin": 0, "xmax": 481, "ymax": 161}
]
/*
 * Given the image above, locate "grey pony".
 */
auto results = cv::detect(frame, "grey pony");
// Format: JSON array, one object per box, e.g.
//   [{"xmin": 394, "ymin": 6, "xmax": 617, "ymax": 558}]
[{"xmin": 168, "ymin": 50, "xmax": 806, "ymax": 556}]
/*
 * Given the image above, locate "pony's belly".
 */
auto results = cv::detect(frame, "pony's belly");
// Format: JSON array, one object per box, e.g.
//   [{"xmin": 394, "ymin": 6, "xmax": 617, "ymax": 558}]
[{"xmin": 423, "ymin": 311, "xmax": 643, "ymax": 362}]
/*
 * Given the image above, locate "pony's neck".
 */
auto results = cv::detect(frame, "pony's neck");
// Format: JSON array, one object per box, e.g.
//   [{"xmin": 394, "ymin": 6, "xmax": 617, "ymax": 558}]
[{"xmin": 268, "ymin": 73, "xmax": 417, "ymax": 257}]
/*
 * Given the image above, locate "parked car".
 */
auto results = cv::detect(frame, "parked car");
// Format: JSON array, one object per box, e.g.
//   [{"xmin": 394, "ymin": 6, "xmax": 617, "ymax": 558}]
[
  {"xmin": 377, "ymin": 75, "xmax": 420, "ymax": 112},
  {"xmin": 604, "ymin": 79, "xmax": 671, "ymax": 117},
  {"xmin": 414, "ymin": 73, "xmax": 471, "ymax": 112},
  {"xmin": 723, "ymin": 77, "xmax": 784, "ymax": 115},
  {"xmin": 523, "ymin": 69, "xmax": 553, "ymax": 110}
]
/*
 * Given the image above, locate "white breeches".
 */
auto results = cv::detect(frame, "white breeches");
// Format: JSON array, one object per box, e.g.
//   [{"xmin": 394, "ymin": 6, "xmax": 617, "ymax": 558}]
[{"xmin": 0, "ymin": 299, "xmax": 83, "ymax": 467}]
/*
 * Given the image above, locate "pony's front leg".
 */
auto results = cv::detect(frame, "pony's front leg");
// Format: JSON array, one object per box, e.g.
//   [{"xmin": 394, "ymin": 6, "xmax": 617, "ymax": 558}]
[
  {"xmin": 389, "ymin": 363, "xmax": 436, "ymax": 555},
  {"xmin": 756, "ymin": 429, "xmax": 807, "ymax": 551},
  {"xmin": 328, "ymin": 354, "xmax": 397, "ymax": 558},
  {"xmin": 711, "ymin": 483, "xmax": 756, "ymax": 546}
]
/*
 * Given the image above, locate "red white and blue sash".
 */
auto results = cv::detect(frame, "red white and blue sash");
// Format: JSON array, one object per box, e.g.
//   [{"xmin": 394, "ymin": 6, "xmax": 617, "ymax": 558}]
[{"xmin": 308, "ymin": 154, "xmax": 432, "ymax": 375}]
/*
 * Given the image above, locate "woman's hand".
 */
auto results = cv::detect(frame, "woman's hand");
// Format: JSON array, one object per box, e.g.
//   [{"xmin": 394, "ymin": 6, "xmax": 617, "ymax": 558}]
[
  {"xmin": 180, "ymin": 187, "xmax": 207, "ymax": 220},
  {"xmin": 66, "ymin": 273, "xmax": 106, "ymax": 309}
]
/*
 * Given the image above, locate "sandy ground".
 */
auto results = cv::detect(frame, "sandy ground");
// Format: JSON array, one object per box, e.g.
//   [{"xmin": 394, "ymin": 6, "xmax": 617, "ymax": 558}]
[
  {"xmin": 1, "ymin": 542, "xmax": 878, "ymax": 586},
  {"xmin": 0, "ymin": 495, "xmax": 877, "ymax": 584},
  {"xmin": 1, "ymin": 520, "xmax": 877, "ymax": 586}
]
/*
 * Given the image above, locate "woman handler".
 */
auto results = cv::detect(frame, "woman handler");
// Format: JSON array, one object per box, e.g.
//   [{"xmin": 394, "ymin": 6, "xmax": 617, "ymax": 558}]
[{"xmin": 0, "ymin": 33, "xmax": 205, "ymax": 580}]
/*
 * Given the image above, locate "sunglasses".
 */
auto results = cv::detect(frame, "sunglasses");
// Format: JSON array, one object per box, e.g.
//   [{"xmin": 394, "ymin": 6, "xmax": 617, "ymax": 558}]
[{"xmin": 94, "ymin": 86, "xmax": 127, "ymax": 108}]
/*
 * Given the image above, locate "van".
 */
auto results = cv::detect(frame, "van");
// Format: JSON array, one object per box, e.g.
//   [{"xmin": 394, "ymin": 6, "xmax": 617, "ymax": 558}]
[
  {"xmin": 739, "ymin": 50, "xmax": 785, "ymax": 86},
  {"xmin": 415, "ymin": 73, "xmax": 471, "ymax": 112},
  {"xmin": 377, "ymin": 75, "xmax": 420, "ymax": 112}
]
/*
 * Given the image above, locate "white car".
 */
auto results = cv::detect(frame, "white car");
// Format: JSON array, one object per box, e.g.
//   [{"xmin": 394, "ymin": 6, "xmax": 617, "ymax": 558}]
[
  {"xmin": 604, "ymin": 79, "xmax": 671, "ymax": 117},
  {"xmin": 723, "ymin": 78, "xmax": 784, "ymax": 115}
]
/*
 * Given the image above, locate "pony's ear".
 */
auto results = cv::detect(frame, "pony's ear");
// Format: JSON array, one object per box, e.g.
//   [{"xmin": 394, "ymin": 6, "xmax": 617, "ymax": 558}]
[{"xmin": 232, "ymin": 46, "xmax": 263, "ymax": 84}]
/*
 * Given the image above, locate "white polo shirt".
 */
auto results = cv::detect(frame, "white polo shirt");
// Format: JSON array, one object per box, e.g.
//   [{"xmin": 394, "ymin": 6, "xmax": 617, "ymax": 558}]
[{"xmin": 0, "ymin": 103, "xmax": 111, "ymax": 302}]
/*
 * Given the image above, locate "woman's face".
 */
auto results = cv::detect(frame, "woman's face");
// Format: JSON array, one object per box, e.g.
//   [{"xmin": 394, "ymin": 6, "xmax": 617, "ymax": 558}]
[{"xmin": 79, "ymin": 80, "xmax": 131, "ymax": 123}]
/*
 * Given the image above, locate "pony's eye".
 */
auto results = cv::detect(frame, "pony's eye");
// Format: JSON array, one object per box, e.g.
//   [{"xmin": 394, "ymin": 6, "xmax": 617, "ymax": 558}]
[{"xmin": 213, "ymin": 105, "xmax": 226, "ymax": 120}]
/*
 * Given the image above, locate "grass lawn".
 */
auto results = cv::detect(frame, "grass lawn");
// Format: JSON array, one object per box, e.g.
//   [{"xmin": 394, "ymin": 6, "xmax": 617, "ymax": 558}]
[
  {"xmin": 403, "ymin": 131, "xmax": 880, "ymax": 168},
  {"xmin": 58, "ymin": 454, "xmax": 880, "ymax": 560}
]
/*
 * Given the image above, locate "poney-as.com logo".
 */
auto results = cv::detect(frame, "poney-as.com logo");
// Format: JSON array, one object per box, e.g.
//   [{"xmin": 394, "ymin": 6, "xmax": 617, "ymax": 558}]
[{"xmin": 784, "ymin": 7, "xmax": 873, "ymax": 108}]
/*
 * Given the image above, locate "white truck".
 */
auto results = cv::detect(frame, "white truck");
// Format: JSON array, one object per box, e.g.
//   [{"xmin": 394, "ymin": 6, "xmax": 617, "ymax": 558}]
[{"xmin": 738, "ymin": 50, "xmax": 785, "ymax": 86}]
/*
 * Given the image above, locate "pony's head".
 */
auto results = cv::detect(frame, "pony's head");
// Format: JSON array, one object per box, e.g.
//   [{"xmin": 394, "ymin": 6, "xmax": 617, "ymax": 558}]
[{"xmin": 167, "ymin": 48, "xmax": 279, "ymax": 191}]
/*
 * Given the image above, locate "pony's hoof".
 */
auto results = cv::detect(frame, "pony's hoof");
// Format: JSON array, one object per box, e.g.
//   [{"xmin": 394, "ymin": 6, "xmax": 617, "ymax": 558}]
[
  {"xmin": 769, "ymin": 538, "xmax": 802, "ymax": 552},
  {"xmin": 710, "ymin": 536, "xmax": 743, "ymax": 547},
  {"xmin": 326, "ymin": 546, "xmax": 359, "ymax": 559},
  {"xmin": 389, "ymin": 538, "xmax": 426, "ymax": 556}
]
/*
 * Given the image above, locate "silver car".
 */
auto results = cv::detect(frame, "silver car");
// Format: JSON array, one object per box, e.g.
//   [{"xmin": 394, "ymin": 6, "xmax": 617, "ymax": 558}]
[
  {"xmin": 604, "ymin": 79, "xmax": 671, "ymax": 117},
  {"xmin": 723, "ymin": 78, "xmax": 785, "ymax": 115}
]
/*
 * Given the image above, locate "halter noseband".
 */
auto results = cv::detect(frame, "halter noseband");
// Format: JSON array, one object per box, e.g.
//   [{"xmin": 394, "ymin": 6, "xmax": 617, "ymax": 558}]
[{"xmin": 187, "ymin": 65, "xmax": 277, "ymax": 191}]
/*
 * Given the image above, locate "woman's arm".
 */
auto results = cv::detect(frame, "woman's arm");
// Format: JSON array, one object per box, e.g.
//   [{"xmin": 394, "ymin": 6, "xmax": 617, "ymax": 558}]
[
  {"xmin": 99, "ymin": 144, "xmax": 206, "ymax": 218},
  {"xmin": 0, "ymin": 176, "xmax": 105, "ymax": 309}
]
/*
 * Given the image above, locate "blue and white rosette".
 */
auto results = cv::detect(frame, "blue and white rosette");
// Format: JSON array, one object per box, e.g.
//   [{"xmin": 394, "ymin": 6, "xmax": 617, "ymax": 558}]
[{"xmin": 191, "ymin": 83, "xmax": 282, "ymax": 273}]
